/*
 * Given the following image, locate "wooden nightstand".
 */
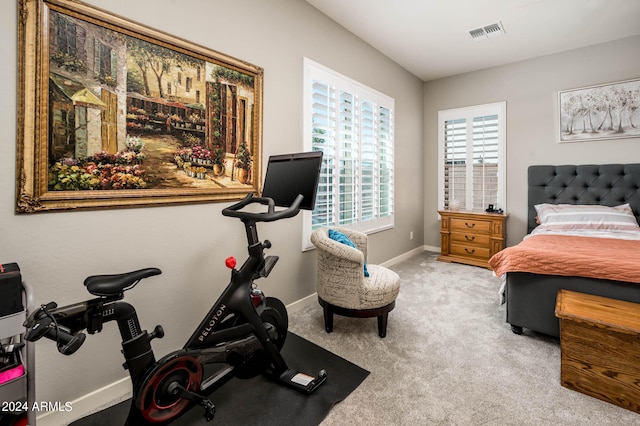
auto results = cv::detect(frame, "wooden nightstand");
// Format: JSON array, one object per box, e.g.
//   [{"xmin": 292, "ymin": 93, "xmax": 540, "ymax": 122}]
[{"xmin": 437, "ymin": 210, "xmax": 507, "ymax": 269}]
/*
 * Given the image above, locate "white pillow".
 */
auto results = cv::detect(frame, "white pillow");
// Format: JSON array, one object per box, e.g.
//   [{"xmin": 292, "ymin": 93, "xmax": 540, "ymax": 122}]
[{"xmin": 534, "ymin": 203, "xmax": 640, "ymax": 232}]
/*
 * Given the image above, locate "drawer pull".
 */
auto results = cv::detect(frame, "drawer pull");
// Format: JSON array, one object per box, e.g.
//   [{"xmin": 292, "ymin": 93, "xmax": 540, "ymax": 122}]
[
  {"xmin": 465, "ymin": 222, "xmax": 475, "ymax": 228},
  {"xmin": 465, "ymin": 235, "xmax": 475, "ymax": 241},
  {"xmin": 465, "ymin": 248, "xmax": 476, "ymax": 254}
]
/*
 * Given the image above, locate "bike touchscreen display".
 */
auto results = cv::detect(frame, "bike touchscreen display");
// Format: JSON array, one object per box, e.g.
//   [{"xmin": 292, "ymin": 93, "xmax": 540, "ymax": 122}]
[{"xmin": 261, "ymin": 151, "xmax": 323, "ymax": 210}]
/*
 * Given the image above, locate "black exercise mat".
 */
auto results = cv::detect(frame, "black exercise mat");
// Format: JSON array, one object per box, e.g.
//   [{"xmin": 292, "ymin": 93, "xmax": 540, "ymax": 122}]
[{"xmin": 72, "ymin": 333, "xmax": 369, "ymax": 426}]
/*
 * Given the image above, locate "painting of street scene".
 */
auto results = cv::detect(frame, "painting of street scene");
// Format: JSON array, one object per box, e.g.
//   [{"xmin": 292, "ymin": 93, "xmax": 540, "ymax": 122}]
[
  {"xmin": 47, "ymin": 8, "xmax": 259, "ymax": 193},
  {"xmin": 559, "ymin": 78, "xmax": 640, "ymax": 142}
]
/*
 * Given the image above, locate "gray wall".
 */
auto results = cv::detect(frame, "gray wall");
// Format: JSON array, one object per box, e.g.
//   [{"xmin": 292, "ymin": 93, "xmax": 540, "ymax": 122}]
[
  {"xmin": 424, "ymin": 35, "xmax": 640, "ymax": 247},
  {"xmin": 0, "ymin": 0, "xmax": 424, "ymax": 411}
]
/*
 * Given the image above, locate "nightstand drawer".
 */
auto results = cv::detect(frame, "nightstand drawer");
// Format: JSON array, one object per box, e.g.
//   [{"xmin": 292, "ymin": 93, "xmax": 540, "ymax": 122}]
[
  {"xmin": 450, "ymin": 244, "xmax": 490, "ymax": 260},
  {"xmin": 450, "ymin": 218, "xmax": 491, "ymax": 234},
  {"xmin": 450, "ymin": 232, "xmax": 490, "ymax": 247}
]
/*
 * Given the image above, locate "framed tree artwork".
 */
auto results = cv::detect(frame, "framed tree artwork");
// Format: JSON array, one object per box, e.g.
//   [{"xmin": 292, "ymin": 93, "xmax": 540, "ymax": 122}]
[
  {"xmin": 16, "ymin": 0, "xmax": 263, "ymax": 213},
  {"xmin": 558, "ymin": 78, "xmax": 640, "ymax": 143}
]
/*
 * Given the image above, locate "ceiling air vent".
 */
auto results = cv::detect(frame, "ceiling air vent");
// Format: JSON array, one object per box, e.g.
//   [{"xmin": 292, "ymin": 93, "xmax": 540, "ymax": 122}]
[
  {"xmin": 469, "ymin": 21, "xmax": 505, "ymax": 41},
  {"xmin": 469, "ymin": 28, "xmax": 487, "ymax": 40}
]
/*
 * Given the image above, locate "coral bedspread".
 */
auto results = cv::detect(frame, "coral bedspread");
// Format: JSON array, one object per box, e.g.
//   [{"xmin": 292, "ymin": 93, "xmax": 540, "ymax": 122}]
[{"xmin": 489, "ymin": 235, "xmax": 640, "ymax": 284}]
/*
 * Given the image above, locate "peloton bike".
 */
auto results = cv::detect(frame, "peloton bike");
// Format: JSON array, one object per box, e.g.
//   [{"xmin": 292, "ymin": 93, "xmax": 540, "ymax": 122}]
[{"xmin": 24, "ymin": 151, "xmax": 327, "ymax": 424}]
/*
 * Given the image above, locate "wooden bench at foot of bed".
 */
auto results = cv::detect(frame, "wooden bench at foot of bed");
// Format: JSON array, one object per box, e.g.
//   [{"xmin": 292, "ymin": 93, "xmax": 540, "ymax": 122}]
[{"xmin": 555, "ymin": 290, "xmax": 640, "ymax": 414}]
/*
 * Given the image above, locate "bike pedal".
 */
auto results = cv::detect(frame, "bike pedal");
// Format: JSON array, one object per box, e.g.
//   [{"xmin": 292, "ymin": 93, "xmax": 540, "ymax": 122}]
[
  {"xmin": 168, "ymin": 382, "xmax": 216, "ymax": 421},
  {"xmin": 202, "ymin": 399, "xmax": 216, "ymax": 421}
]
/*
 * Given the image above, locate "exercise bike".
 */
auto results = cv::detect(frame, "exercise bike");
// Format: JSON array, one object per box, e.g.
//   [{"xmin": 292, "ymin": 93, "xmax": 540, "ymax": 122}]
[{"xmin": 23, "ymin": 152, "xmax": 327, "ymax": 424}]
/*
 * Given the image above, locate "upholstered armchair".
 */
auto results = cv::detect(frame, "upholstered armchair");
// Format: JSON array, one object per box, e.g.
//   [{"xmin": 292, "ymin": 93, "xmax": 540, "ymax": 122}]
[{"xmin": 310, "ymin": 227, "xmax": 400, "ymax": 338}]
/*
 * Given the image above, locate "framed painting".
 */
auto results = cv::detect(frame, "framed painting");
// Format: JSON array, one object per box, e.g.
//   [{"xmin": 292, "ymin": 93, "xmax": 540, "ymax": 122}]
[
  {"xmin": 16, "ymin": 0, "xmax": 263, "ymax": 213},
  {"xmin": 558, "ymin": 77, "xmax": 640, "ymax": 143}
]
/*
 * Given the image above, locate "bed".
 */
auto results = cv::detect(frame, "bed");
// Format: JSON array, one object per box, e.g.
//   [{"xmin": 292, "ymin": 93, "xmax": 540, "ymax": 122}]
[{"xmin": 489, "ymin": 163, "xmax": 640, "ymax": 338}]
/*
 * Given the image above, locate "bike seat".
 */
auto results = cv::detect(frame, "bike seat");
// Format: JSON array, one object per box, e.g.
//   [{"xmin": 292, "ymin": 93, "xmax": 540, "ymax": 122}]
[{"xmin": 84, "ymin": 268, "xmax": 162, "ymax": 296}]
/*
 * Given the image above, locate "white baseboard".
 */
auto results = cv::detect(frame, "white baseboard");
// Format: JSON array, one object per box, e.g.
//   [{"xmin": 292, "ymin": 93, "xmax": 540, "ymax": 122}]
[
  {"xmin": 286, "ymin": 292, "xmax": 317, "ymax": 314},
  {"xmin": 381, "ymin": 245, "xmax": 435, "ymax": 267},
  {"xmin": 424, "ymin": 244, "xmax": 440, "ymax": 254},
  {"xmin": 36, "ymin": 377, "xmax": 132, "ymax": 426},
  {"xmin": 35, "ymin": 245, "xmax": 432, "ymax": 425}
]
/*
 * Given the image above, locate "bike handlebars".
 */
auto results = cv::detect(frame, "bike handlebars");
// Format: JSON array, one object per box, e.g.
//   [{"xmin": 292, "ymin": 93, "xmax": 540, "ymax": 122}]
[{"xmin": 222, "ymin": 193, "xmax": 304, "ymax": 223}]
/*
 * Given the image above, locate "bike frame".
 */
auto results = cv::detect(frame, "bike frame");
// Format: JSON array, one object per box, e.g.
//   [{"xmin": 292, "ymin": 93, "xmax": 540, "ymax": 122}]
[
  {"xmin": 183, "ymin": 218, "xmax": 287, "ymax": 366},
  {"xmin": 26, "ymin": 190, "xmax": 327, "ymax": 423},
  {"xmin": 47, "ymin": 215, "xmax": 285, "ymax": 393}
]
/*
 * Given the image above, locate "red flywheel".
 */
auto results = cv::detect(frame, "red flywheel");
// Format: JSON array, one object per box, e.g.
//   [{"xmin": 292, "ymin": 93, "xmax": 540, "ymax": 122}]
[{"xmin": 137, "ymin": 355, "xmax": 203, "ymax": 423}]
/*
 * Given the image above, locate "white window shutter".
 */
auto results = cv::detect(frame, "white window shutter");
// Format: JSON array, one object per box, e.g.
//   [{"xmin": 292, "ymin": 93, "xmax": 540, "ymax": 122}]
[
  {"xmin": 303, "ymin": 58, "xmax": 395, "ymax": 250},
  {"xmin": 438, "ymin": 102, "xmax": 506, "ymax": 214}
]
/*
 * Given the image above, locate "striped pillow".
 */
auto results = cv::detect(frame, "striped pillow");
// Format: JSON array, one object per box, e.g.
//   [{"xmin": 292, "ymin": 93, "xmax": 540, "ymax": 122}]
[{"xmin": 534, "ymin": 203, "xmax": 640, "ymax": 232}]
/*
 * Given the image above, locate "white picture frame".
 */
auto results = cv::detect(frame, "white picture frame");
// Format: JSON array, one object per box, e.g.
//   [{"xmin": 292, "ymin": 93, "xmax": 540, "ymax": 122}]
[{"xmin": 558, "ymin": 78, "xmax": 640, "ymax": 143}]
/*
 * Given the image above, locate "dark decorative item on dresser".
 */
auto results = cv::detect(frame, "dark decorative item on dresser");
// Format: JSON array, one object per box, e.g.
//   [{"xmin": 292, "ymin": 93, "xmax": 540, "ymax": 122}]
[{"xmin": 438, "ymin": 210, "xmax": 507, "ymax": 269}]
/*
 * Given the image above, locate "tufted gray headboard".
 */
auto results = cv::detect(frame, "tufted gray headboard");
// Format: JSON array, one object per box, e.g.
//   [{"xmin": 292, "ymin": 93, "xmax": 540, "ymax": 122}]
[{"xmin": 528, "ymin": 164, "xmax": 640, "ymax": 233}]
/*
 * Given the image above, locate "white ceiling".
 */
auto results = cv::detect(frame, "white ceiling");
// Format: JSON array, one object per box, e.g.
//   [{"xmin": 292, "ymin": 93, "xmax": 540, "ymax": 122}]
[{"xmin": 305, "ymin": 0, "xmax": 640, "ymax": 81}]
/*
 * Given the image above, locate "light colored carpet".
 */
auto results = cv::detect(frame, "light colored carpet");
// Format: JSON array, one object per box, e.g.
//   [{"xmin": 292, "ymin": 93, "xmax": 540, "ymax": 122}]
[{"xmin": 288, "ymin": 251, "xmax": 640, "ymax": 425}]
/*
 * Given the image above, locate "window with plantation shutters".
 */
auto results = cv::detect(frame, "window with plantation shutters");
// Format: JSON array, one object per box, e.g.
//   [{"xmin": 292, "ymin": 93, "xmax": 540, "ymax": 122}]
[
  {"xmin": 438, "ymin": 102, "xmax": 506, "ymax": 213},
  {"xmin": 303, "ymin": 58, "xmax": 394, "ymax": 250}
]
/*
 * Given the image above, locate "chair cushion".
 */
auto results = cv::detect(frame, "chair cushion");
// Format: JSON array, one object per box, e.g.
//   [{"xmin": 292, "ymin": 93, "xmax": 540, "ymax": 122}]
[
  {"xmin": 328, "ymin": 229, "xmax": 369, "ymax": 277},
  {"xmin": 359, "ymin": 264, "xmax": 400, "ymax": 309}
]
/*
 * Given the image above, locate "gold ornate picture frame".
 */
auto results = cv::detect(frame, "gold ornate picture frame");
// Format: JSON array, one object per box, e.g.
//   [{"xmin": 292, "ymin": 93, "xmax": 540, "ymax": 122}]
[{"xmin": 17, "ymin": 0, "xmax": 263, "ymax": 213}]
